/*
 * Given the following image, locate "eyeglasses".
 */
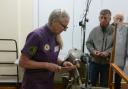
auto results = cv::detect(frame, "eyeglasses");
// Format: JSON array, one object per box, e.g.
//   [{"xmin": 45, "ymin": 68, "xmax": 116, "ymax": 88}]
[{"xmin": 58, "ymin": 21, "xmax": 68, "ymax": 31}]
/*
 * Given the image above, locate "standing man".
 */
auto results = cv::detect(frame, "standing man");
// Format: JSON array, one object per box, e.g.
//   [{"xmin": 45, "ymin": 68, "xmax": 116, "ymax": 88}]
[
  {"xmin": 86, "ymin": 9, "xmax": 114, "ymax": 87},
  {"xmin": 19, "ymin": 9, "xmax": 75, "ymax": 89},
  {"xmin": 113, "ymin": 13, "xmax": 128, "ymax": 89}
]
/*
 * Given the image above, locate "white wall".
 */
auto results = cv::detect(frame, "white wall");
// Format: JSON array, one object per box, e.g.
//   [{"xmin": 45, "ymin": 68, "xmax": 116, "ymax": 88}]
[
  {"xmin": 18, "ymin": 0, "xmax": 34, "ymax": 50},
  {"xmin": 0, "ymin": 0, "xmax": 18, "ymax": 40}
]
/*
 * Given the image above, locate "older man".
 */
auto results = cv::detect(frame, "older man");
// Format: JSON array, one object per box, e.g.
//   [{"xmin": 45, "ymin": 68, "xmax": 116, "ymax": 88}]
[
  {"xmin": 86, "ymin": 9, "xmax": 114, "ymax": 87},
  {"xmin": 113, "ymin": 13, "xmax": 128, "ymax": 89}
]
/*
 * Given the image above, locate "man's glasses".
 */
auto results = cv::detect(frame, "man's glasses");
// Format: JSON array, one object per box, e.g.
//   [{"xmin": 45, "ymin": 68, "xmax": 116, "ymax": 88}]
[{"xmin": 58, "ymin": 21, "xmax": 68, "ymax": 31}]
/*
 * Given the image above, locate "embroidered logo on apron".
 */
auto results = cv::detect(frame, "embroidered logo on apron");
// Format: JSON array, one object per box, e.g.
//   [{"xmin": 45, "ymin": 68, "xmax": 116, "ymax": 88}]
[
  {"xmin": 44, "ymin": 44, "xmax": 50, "ymax": 51},
  {"xmin": 29, "ymin": 46, "xmax": 37, "ymax": 55}
]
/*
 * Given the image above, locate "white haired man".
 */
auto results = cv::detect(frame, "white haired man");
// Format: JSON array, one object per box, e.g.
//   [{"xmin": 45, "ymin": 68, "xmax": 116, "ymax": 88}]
[
  {"xmin": 113, "ymin": 13, "xmax": 128, "ymax": 89},
  {"xmin": 19, "ymin": 9, "xmax": 75, "ymax": 89}
]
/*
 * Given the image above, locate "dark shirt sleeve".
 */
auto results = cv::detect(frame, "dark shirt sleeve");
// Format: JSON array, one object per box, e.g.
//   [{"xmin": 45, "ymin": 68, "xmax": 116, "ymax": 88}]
[{"xmin": 21, "ymin": 32, "xmax": 40, "ymax": 58}]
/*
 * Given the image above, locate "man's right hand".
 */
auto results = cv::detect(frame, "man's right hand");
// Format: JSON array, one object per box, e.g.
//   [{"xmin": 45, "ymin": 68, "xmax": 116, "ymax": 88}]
[
  {"xmin": 92, "ymin": 50, "xmax": 109, "ymax": 58},
  {"xmin": 46, "ymin": 63, "xmax": 62, "ymax": 72},
  {"xmin": 93, "ymin": 50, "xmax": 101, "ymax": 57}
]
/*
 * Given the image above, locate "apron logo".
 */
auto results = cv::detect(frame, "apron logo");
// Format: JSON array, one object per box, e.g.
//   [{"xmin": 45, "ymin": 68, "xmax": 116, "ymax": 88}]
[
  {"xmin": 29, "ymin": 46, "xmax": 37, "ymax": 55},
  {"xmin": 44, "ymin": 44, "xmax": 50, "ymax": 51}
]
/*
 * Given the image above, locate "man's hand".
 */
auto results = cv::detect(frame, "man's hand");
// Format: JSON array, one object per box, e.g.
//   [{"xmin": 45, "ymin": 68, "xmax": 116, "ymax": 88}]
[
  {"xmin": 62, "ymin": 61, "xmax": 76, "ymax": 71},
  {"xmin": 100, "ymin": 51, "xmax": 109, "ymax": 57},
  {"xmin": 92, "ymin": 50, "xmax": 109, "ymax": 58},
  {"xmin": 92, "ymin": 50, "xmax": 101, "ymax": 57},
  {"xmin": 46, "ymin": 63, "xmax": 62, "ymax": 72}
]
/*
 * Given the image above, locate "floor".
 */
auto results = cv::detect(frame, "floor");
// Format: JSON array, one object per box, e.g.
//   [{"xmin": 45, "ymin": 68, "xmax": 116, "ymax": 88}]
[
  {"xmin": 0, "ymin": 83, "xmax": 127, "ymax": 89},
  {"xmin": 0, "ymin": 87, "xmax": 16, "ymax": 89}
]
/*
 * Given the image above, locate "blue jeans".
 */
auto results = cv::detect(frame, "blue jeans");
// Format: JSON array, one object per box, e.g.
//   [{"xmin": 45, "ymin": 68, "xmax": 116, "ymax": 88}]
[{"xmin": 89, "ymin": 62, "xmax": 109, "ymax": 87}]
